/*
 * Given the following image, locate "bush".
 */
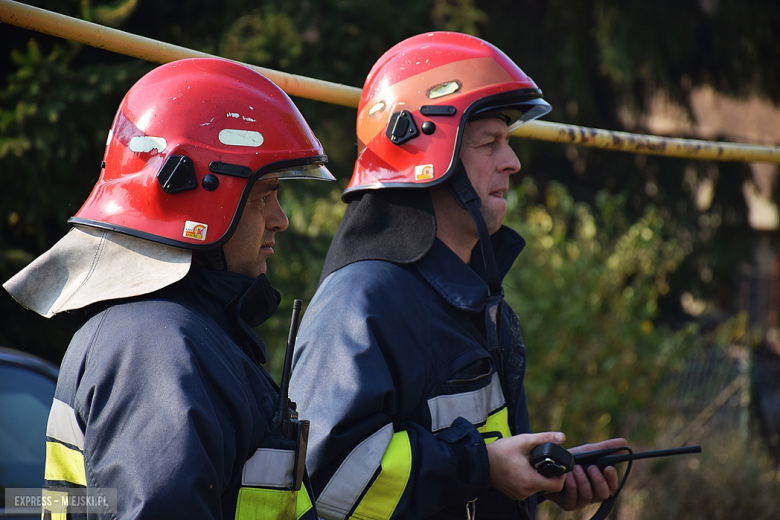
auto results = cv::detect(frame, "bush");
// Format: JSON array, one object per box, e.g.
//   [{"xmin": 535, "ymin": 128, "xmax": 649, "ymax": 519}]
[{"xmin": 504, "ymin": 179, "xmax": 698, "ymax": 445}]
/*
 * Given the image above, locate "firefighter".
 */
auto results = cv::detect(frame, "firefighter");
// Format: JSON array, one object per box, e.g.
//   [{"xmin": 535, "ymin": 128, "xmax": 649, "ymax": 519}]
[
  {"xmin": 4, "ymin": 58, "xmax": 333, "ymax": 519},
  {"xmin": 290, "ymin": 32, "xmax": 624, "ymax": 519}
]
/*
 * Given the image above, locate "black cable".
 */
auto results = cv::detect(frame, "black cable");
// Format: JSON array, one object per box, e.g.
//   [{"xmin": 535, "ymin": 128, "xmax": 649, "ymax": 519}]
[{"xmin": 587, "ymin": 447, "xmax": 632, "ymax": 520}]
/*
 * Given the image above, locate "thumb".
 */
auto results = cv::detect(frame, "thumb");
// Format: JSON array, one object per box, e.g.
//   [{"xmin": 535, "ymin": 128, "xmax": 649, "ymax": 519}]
[{"xmin": 528, "ymin": 431, "xmax": 566, "ymax": 449}]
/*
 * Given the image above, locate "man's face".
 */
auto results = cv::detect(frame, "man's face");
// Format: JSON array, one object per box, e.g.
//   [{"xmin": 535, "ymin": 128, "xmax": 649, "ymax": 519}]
[
  {"xmin": 222, "ymin": 179, "xmax": 289, "ymax": 278},
  {"xmin": 459, "ymin": 118, "xmax": 521, "ymax": 234}
]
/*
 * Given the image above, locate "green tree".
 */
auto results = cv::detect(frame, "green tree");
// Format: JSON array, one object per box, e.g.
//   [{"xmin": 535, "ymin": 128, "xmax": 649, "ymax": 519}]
[{"xmin": 504, "ymin": 179, "xmax": 698, "ymax": 444}]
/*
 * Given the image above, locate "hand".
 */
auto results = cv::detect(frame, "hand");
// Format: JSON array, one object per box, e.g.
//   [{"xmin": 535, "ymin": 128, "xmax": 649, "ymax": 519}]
[
  {"xmin": 486, "ymin": 431, "xmax": 567, "ymax": 500},
  {"xmin": 545, "ymin": 438, "xmax": 627, "ymax": 511}
]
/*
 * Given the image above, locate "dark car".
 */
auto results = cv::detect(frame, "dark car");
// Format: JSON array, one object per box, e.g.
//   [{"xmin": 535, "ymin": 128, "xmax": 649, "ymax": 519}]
[{"xmin": 0, "ymin": 347, "xmax": 58, "ymax": 517}]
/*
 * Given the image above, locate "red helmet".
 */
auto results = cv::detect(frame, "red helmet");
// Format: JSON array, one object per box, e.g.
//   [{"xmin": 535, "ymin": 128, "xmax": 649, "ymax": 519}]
[
  {"xmin": 71, "ymin": 58, "xmax": 334, "ymax": 250},
  {"xmin": 346, "ymin": 31, "xmax": 550, "ymax": 197}
]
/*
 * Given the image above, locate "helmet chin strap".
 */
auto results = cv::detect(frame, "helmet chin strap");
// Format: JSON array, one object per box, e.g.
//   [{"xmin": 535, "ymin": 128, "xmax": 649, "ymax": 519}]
[{"xmin": 447, "ymin": 160, "xmax": 505, "ymax": 371}]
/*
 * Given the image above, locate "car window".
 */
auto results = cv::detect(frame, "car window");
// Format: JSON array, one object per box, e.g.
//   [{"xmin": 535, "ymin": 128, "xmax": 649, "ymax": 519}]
[{"xmin": 0, "ymin": 365, "xmax": 56, "ymax": 489}]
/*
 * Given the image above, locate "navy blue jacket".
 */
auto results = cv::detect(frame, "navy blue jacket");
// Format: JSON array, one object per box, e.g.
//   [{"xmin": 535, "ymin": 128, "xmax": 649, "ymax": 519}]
[
  {"xmin": 43, "ymin": 264, "xmax": 316, "ymax": 519},
  {"xmin": 290, "ymin": 228, "xmax": 534, "ymax": 520}
]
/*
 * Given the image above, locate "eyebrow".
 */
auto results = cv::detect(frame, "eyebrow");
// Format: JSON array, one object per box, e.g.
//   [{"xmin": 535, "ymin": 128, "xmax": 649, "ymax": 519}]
[
  {"xmin": 257, "ymin": 180, "xmax": 281, "ymax": 193},
  {"xmin": 466, "ymin": 129, "xmax": 506, "ymax": 145}
]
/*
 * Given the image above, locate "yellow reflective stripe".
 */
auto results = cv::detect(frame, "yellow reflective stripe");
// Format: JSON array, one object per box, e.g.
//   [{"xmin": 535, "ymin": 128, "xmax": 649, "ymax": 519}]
[
  {"xmin": 42, "ymin": 488, "xmax": 68, "ymax": 520},
  {"xmin": 235, "ymin": 484, "xmax": 313, "ymax": 520},
  {"xmin": 351, "ymin": 431, "xmax": 412, "ymax": 520},
  {"xmin": 297, "ymin": 485, "xmax": 313, "ymax": 518},
  {"xmin": 45, "ymin": 441, "xmax": 87, "ymax": 486},
  {"xmin": 478, "ymin": 406, "xmax": 511, "ymax": 444}
]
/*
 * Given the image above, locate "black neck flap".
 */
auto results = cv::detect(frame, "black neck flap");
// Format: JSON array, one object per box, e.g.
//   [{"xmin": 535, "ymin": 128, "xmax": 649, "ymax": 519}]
[
  {"xmin": 193, "ymin": 248, "xmax": 228, "ymax": 271},
  {"xmin": 319, "ymin": 188, "xmax": 437, "ymax": 284}
]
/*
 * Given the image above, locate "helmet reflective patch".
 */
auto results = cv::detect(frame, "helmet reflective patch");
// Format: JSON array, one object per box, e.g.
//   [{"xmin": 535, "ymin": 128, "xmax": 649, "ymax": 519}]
[
  {"xmin": 368, "ymin": 101, "xmax": 385, "ymax": 116},
  {"xmin": 105, "ymin": 129, "xmax": 113, "ymax": 145},
  {"xmin": 415, "ymin": 164, "xmax": 435, "ymax": 180},
  {"xmin": 183, "ymin": 221, "xmax": 208, "ymax": 241},
  {"xmin": 427, "ymin": 80, "xmax": 461, "ymax": 99},
  {"xmin": 219, "ymin": 129, "xmax": 264, "ymax": 147},
  {"xmin": 128, "ymin": 136, "xmax": 167, "ymax": 154}
]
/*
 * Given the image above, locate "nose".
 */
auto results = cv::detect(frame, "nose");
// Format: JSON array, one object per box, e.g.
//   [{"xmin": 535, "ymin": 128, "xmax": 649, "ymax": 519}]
[
  {"xmin": 266, "ymin": 194, "xmax": 289, "ymax": 232},
  {"xmin": 498, "ymin": 141, "xmax": 521, "ymax": 176}
]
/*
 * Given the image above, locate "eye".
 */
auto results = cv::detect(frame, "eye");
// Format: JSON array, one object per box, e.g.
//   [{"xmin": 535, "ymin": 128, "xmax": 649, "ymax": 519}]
[{"xmin": 478, "ymin": 140, "xmax": 498, "ymax": 152}]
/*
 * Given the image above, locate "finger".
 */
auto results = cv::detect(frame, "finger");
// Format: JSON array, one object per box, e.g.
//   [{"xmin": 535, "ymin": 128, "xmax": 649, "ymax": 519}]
[
  {"xmin": 558, "ymin": 467, "xmax": 584, "ymax": 510},
  {"xmin": 572, "ymin": 465, "xmax": 593, "ymax": 507},
  {"xmin": 603, "ymin": 466, "xmax": 620, "ymax": 492},
  {"xmin": 587, "ymin": 465, "xmax": 612, "ymax": 502},
  {"xmin": 539, "ymin": 474, "xmax": 567, "ymax": 494},
  {"xmin": 568, "ymin": 437, "xmax": 627, "ymax": 454},
  {"xmin": 530, "ymin": 431, "xmax": 566, "ymax": 447},
  {"xmin": 519, "ymin": 431, "xmax": 567, "ymax": 456}
]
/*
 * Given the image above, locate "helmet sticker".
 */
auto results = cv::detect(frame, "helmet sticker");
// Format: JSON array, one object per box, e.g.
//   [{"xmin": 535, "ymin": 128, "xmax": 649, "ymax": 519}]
[
  {"xmin": 218, "ymin": 129, "xmax": 264, "ymax": 147},
  {"xmin": 128, "ymin": 136, "xmax": 167, "ymax": 154},
  {"xmin": 427, "ymin": 80, "xmax": 461, "ymax": 99},
  {"xmin": 415, "ymin": 164, "xmax": 435, "ymax": 180},
  {"xmin": 183, "ymin": 221, "xmax": 208, "ymax": 241}
]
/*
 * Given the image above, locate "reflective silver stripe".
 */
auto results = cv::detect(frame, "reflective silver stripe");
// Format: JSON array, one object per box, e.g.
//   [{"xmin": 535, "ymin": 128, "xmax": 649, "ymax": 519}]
[
  {"xmin": 242, "ymin": 448, "xmax": 295, "ymax": 488},
  {"xmin": 46, "ymin": 398, "xmax": 85, "ymax": 450},
  {"xmin": 317, "ymin": 423, "xmax": 394, "ymax": 520},
  {"xmin": 428, "ymin": 373, "xmax": 506, "ymax": 432}
]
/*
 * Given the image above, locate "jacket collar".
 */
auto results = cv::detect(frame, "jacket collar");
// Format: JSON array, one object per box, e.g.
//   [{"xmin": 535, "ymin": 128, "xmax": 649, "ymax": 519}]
[
  {"xmin": 174, "ymin": 264, "xmax": 281, "ymax": 364},
  {"xmin": 414, "ymin": 226, "xmax": 525, "ymax": 313}
]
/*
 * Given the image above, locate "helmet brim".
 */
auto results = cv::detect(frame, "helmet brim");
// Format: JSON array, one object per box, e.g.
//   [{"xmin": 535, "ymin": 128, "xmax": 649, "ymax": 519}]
[
  {"xmin": 261, "ymin": 162, "xmax": 335, "ymax": 181},
  {"xmin": 507, "ymin": 99, "xmax": 553, "ymax": 131}
]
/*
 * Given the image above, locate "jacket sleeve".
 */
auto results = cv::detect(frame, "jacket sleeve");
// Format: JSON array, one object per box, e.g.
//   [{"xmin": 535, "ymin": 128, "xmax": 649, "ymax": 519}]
[
  {"xmin": 290, "ymin": 266, "xmax": 491, "ymax": 520},
  {"xmin": 50, "ymin": 305, "xmax": 240, "ymax": 519}
]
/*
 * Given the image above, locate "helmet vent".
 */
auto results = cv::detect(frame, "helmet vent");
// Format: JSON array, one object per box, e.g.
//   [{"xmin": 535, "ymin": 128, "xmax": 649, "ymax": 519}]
[
  {"xmin": 157, "ymin": 155, "xmax": 198, "ymax": 194},
  {"xmin": 386, "ymin": 110, "xmax": 419, "ymax": 145}
]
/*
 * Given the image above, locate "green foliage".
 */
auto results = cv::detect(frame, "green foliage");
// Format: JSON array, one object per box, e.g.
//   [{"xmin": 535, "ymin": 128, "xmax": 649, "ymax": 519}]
[
  {"xmin": 431, "ymin": 0, "xmax": 487, "ymax": 35},
  {"xmin": 504, "ymin": 179, "xmax": 698, "ymax": 443},
  {"xmin": 221, "ymin": 7, "xmax": 302, "ymax": 68}
]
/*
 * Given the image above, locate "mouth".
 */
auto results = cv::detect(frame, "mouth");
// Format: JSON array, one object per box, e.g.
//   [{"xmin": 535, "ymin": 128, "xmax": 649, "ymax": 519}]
[
  {"xmin": 489, "ymin": 188, "xmax": 508, "ymax": 198},
  {"xmin": 260, "ymin": 241, "xmax": 275, "ymax": 254}
]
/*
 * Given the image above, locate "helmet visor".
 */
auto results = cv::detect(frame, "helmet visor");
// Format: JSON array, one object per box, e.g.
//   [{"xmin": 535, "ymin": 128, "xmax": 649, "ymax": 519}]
[
  {"xmin": 507, "ymin": 99, "xmax": 552, "ymax": 131},
  {"xmin": 261, "ymin": 162, "xmax": 335, "ymax": 181}
]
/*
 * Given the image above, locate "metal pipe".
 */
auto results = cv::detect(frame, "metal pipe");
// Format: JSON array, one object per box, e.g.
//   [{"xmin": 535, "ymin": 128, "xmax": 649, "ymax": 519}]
[
  {"xmin": 512, "ymin": 120, "xmax": 780, "ymax": 164},
  {"xmin": 2, "ymin": 0, "xmax": 778, "ymax": 163}
]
